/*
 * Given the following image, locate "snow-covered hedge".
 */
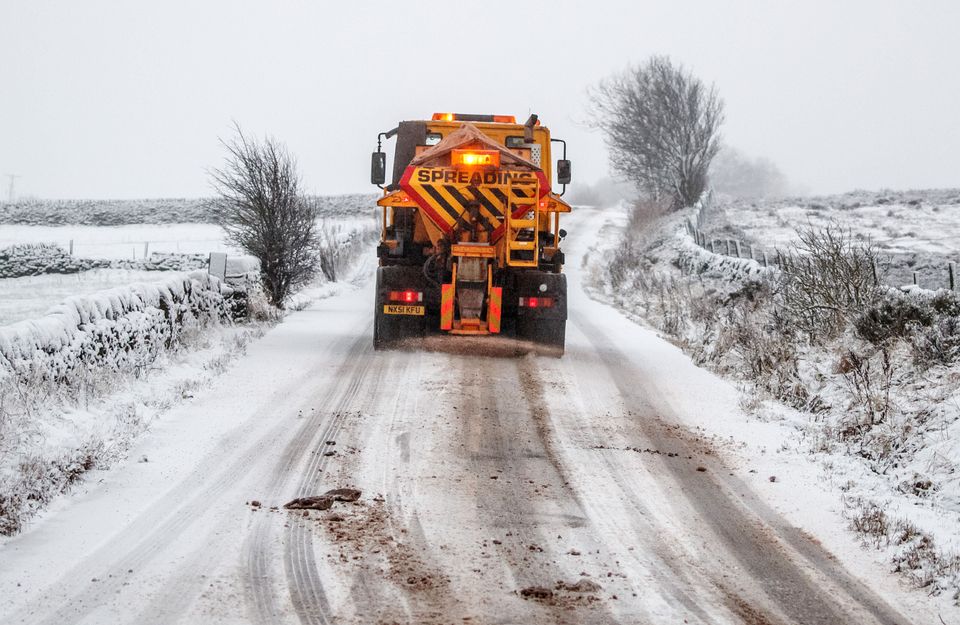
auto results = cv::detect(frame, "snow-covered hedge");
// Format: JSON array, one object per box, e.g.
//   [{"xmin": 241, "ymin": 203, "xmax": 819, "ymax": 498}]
[{"xmin": 0, "ymin": 271, "xmax": 233, "ymax": 386}]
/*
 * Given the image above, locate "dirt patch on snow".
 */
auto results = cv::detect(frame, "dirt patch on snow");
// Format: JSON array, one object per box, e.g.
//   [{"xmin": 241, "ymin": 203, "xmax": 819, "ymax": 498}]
[
  {"xmin": 319, "ymin": 497, "xmax": 456, "ymax": 622},
  {"xmin": 518, "ymin": 577, "xmax": 605, "ymax": 608}
]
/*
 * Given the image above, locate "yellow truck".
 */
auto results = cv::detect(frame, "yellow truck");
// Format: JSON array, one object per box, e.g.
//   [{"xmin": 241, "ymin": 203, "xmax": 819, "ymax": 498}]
[{"xmin": 370, "ymin": 113, "xmax": 572, "ymax": 353}]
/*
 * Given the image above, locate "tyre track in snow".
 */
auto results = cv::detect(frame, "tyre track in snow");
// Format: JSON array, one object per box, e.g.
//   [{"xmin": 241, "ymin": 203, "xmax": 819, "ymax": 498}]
[
  {"xmin": 279, "ymin": 344, "xmax": 465, "ymax": 624},
  {"xmin": 533, "ymin": 327, "xmax": 765, "ymax": 624},
  {"xmin": 358, "ymin": 350, "xmax": 465, "ymax": 624},
  {"xmin": 242, "ymin": 328, "xmax": 379, "ymax": 625},
  {"xmin": 7, "ymin": 321, "xmax": 373, "ymax": 625},
  {"xmin": 280, "ymin": 344, "xmax": 389, "ymax": 625},
  {"xmin": 516, "ymin": 351, "xmax": 721, "ymax": 624},
  {"xmin": 459, "ymin": 357, "xmax": 625, "ymax": 625},
  {"xmin": 570, "ymin": 313, "xmax": 913, "ymax": 625}
]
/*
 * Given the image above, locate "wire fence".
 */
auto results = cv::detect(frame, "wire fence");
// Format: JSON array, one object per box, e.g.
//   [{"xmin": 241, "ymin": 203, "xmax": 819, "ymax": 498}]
[{"xmin": 63, "ymin": 239, "xmax": 228, "ymax": 260}]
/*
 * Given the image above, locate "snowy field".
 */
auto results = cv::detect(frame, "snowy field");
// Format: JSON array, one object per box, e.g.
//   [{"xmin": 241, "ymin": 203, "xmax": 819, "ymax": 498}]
[
  {"xmin": 701, "ymin": 189, "xmax": 960, "ymax": 289},
  {"xmin": 0, "ymin": 213, "xmax": 378, "ymax": 327},
  {"xmin": 0, "ymin": 194, "xmax": 377, "ymax": 226},
  {"xmin": 0, "ymin": 269, "xmax": 180, "ymax": 326},
  {"xmin": 0, "ymin": 224, "xmax": 238, "ymax": 260}
]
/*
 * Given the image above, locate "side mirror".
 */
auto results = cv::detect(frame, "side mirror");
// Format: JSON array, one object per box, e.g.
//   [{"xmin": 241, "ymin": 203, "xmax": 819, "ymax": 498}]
[
  {"xmin": 371, "ymin": 152, "xmax": 386, "ymax": 185},
  {"xmin": 556, "ymin": 159, "xmax": 572, "ymax": 185},
  {"xmin": 558, "ymin": 228, "xmax": 567, "ymax": 240}
]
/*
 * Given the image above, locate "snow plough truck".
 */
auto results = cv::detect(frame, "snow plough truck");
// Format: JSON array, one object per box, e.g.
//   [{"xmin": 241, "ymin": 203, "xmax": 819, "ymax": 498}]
[{"xmin": 370, "ymin": 113, "xmax": 573, "ymax": 353}]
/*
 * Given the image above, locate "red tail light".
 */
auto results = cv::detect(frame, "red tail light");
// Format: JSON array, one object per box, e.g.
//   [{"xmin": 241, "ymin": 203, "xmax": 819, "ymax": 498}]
[
  {"xmin": 388, "ymin": 290, "xmax": 423, "ymax": 303},
  {"xmin": 519, "ymin": 297, "xmax": 553, "ymax": 308}
]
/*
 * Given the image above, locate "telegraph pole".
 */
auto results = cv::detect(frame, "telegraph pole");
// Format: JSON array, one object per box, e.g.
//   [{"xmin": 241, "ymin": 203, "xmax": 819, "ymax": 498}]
[{"xmin": 4, "ymin": 174, "xmax": 20, "ymax": 202}]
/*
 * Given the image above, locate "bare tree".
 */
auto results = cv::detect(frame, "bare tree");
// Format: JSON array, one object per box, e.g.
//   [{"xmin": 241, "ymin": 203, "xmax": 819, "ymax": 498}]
[
  {"xmin": 589, "ymin": 56, "xmax": 724, "ymax": 209},
  {"xmin": 210, "ymin": 125, "xmax": 319, "ymax": 308}
]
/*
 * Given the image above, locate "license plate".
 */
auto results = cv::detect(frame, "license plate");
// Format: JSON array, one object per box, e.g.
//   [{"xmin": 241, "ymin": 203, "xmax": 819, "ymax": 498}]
[{"xmin": 383, "ymin": 304, "xmax": 425, "ymax": 316}]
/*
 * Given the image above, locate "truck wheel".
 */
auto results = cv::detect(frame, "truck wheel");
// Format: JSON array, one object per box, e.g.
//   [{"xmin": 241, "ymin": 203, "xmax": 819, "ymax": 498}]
[
  {"xmin": 517, "ymin": 318, "xmax": 566, "ymax": 355},
  {"xmin": 373, "ymin": 267, "xmax": 392, "ymax": 350},
  {"xmin": 514, "ymin": 271, "xmax": 567, "ymax": 356},
  {"xmin": 374, "ymin": 265, "xmax": 426, "ymax": 350}
]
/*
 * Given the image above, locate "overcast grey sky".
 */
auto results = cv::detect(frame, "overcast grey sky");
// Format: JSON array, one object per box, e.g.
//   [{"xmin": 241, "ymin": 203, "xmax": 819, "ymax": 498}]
[{"xmin": 2, "ymin": 1, "xmax": 958, "ymax": 200}]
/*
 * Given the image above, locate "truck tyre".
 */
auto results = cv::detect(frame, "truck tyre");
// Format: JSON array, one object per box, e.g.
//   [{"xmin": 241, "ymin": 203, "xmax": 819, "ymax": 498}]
[
  {"xmin": 517, "ymin": 318, "xmax": 566, "ymax": 354},
  {"xmin": 373, "ymin": 267, "xmax": 391, "ymax": 350},
  {"xmin": 374, "ymin": 265, "xmax": 426, "ymax": 350},
  {"xmin": 514, "ymin": 271, "xmax": 567, "ymax": 355}
]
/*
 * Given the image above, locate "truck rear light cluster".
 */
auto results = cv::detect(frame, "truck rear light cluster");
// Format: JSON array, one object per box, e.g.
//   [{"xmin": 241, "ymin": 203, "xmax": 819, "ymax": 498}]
[
  {"xmin": 519, "ymin": 297, "xmax": 554, "ymax": 308},
  {"xmin": 388, "ymin": 290, "xmax": 423, "ymax": 303}
]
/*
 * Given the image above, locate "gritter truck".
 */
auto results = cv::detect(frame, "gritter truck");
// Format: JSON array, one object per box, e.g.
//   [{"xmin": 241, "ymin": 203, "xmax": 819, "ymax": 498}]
[{"xmin": 370, "ymin": 113, "xmax": 572, "ymax": 353}]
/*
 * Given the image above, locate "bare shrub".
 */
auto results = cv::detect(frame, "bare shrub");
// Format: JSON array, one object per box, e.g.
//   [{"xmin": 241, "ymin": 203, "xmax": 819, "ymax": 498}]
[
  {"xmin": 847, "ymin": 500, "xmax": 891, "ymax": 547},
  {"xmin": 211, "ymin": 125, "xmax": 319, "ymax": 308},
  {"xmin": 316, "ymin": 221, "xmax": 378, "ymax": 283},
  {"xmin": 855, "ymin": 293, "xmax": 933, "ymax": 344},
  {"xmin": 857, "ymin": 290, "xmax": 960, "ymax": 366},
  {"xmin": 589, "ymin": 56, "xmax": 724, "ymax": 209},
  {"xmin": 778, "ymin": 223, "xmax": 883, "ymax": 340},
  {"xmin": 838, "ymin": 348, "xmax": 895, "ymax": 432},
  {"xmin": 908, "ymin": 316, "xmax": 960, "ymax": 366}
]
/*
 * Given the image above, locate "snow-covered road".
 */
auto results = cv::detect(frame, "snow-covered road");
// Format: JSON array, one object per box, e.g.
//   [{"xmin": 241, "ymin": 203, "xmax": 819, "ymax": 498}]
[{"xmin": 0, "ymin": 210, "xmax": 926, "ymax": 624}]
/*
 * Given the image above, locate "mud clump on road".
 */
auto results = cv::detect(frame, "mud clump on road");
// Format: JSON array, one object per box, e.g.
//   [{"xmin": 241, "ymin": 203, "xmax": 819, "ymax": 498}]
[
  {"xmin": 519, "ymin": 586, "xmax": 554, "ymax": 601},
  {"xmin": 557, "ymin": 578, "xmax": 602, "ymax": 593},
  {"xmin": 519, "ymin": 577, "xmax": 604, "ymax": 607},
  {"xmin": 324, "ymin": 487, "xmax": 362, "ymax": 502},
  {"xmin": 284, "ymin": 496, "xmax": 334, "ymax": 511},
  {"xmin": 282, "ymin": 488, "xmax": 362, "ymax": 511}
]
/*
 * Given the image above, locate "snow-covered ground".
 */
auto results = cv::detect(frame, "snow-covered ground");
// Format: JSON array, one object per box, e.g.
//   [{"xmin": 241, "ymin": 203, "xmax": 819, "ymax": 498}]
[
  {"xmin": 0, "ymin": 207, "xmax": 945, "ymax": 624},
  {"xmin": 0, "ymin": 217, "xmax": 376, "ymax": 261},
  {"xmin": 584, "ymin": 200, "xmax": 960, "ymax": 615},
  {"xmin": 702, "ymin": 189, "xmax": 960, "ymax": 289},
  {"xmin": 0, "ymin": 269, "xmax": 179, "ymax": 326},
  {"xmin": 0, "ymin": 224, "xmax": 238, "ymax": 260},
  {"xmin": 0, "ymin": 194, "xmax": 377, "ymax": 226},
  {"xmin": 0, "ymin": 215, "xmax": 377, "ymax": 326}
]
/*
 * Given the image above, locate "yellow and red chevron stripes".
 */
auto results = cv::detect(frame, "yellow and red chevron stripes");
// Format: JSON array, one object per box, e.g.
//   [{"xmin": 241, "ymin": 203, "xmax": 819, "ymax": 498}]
[
  {"xmin": 400, "ymin": 166, "xmax": 549, "ymax": 240},
  {"xmin": 487, "ymin": 286, "xmax": 502, "ymax": 334},
  {"xmin": 440, "ymin": 283, "xmax": 455, "ymax": 330}
]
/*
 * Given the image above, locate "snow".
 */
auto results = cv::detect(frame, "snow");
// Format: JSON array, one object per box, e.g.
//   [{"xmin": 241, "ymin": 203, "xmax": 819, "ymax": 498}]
[
  {"xmin": 702, "ymin": 189, "xmax": 960, "ymax": 289},
  {"xmin": 0, "ymin": 203, "xmax": 948, "ymax": 623},
  {"xmin": 0, "ymin": 216, "xmax": 376, "ymax": 261},
  {"xmin": 0, "ymin": 269, "xmax": 181, "ymax": 326},
  {"xmin": 582, "ymin": 201, "xmax": 959, "ymax": 616},
  {"xmin": 0, "ymin": 223, "xmax": 237, "ymax": 259}
]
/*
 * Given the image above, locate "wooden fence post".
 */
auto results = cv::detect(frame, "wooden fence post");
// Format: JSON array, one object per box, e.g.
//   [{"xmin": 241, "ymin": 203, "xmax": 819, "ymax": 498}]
[
  {"xmin": 69, "ymin": 239, "xmax": 74, "ymax": 255},
  {"xmin": 762, "ymin": 250, "xmax": 768, "ymax": 267},
  {"xmin": 725, "ymin": 240, "xmax": 732, "ymax": 256},
  {"xmin": 950, "ymin": 262, "xmax": 956, "ymax": 291},
  {"xmin": 913, "ymin": 271, "xmax": 918, "ymax": 287},
  {"xmin": 144, "ymin": 241, "xmax": 150, "ymax": 258},
  {"xmin": 735, "ymin": 240, "xmax": 742, "ymax": 258}
]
